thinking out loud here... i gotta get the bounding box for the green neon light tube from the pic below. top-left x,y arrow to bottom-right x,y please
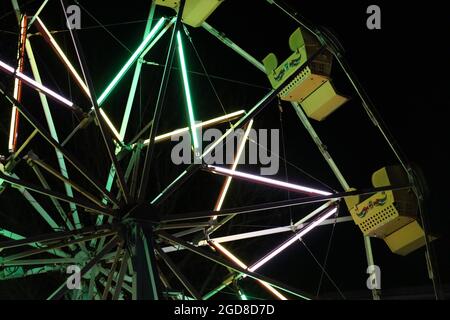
239,290 -> 248,300
97,17 -> 166,106
177,31 -> 200,151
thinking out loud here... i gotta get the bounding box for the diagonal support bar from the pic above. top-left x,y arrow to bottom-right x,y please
0,85 -> 119,207
160,185 -> 411,223
47,236 -> 120,300
148,46 -> 326,207
0,171 -> 114,216
157,231 -> 312,300
137,0 -> 186,202
8,14 -> 27,153
59,0 -> 130,205
155,245 -> 202,300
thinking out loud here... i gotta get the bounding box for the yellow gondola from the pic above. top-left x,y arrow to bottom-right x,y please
263,27 -> 348,121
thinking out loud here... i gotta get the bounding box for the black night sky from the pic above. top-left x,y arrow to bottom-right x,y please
0,0 -> 449,300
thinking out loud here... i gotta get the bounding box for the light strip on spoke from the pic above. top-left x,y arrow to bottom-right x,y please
212,241 -> 287,300
0,59 -> 74,108
97,17 -> 166,106
208,165 -> 332,196
33,17 -> 123,141
177,31 -> 200,151
213,119 -> 254,217
35,17 -> 90,97
8,15 -> 27,152
238,289 -> 248,300
141,110 -> 245,145
248,207 -> 338,272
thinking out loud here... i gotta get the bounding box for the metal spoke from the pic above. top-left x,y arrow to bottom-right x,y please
160,185 -> 410,223
155,245 -> 202,300
137,0 -> 186,201
0,0 -> 431,301
0,85 -> 119,207
157,231 -> 312,300
0,172 -> 114,216
47,236 -> 120,300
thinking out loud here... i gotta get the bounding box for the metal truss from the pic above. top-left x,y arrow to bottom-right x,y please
0,0 -> 437,300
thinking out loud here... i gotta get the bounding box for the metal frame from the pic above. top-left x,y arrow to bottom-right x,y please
161,216 -> 352,253
0,0 -> 430,301
138,0 -> 186,201
200,19 -> 384,299
262,0 -> 441,298
11,0 -> 83,230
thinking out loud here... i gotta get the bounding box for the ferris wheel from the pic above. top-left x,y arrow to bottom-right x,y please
0,0 -> 440,300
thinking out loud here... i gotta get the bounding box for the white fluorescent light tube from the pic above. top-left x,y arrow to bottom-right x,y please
202,125 -> 235,158
99,109 -> 121,141
193,202 -> 339,246
35,17 -> 90,97
213,242 -> 248,270
259,281 -> 288,300
212,241 -> 288,300
213,119 -> 254,219
142,110 -> 245,145
0,59 -> 74,108
97,17 -> 166,106
201,90 -> 274,158
248,207 -> 338,272
208,165 -> 332,196
33,18 -> 122,141
293,201 -> 335,228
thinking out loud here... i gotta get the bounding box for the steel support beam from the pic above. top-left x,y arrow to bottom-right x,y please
138,0 -> 186,201
161,185 -> 410,223
131,223 -> 161,300
0,258 -> 78,267
102,242 -> 124,299
27,0 -> 50,27
2,232 -> 115,264
26,158 -> 76,249
119,1 -> 157,142
60,0 -> 130,205
5,172 -> 61,231
155,245 -> 202,300
0,265 -> 61,280
48,236 -> 120,300
0,85 -> 119,208
201,22 -> 266,72
157,232 -> 312,300
112,250 -> 131,300
11,0 -> 82,228
0,171 -> 114,216
0,227 -> 69,258
26,151 -> 105,208
162,216 -> 352,253
150,46 -> 326,208
150,165 -> 201,207
0,223 -> 116,250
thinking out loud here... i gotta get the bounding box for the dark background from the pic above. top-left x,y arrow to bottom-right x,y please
0,0 -> 449,299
